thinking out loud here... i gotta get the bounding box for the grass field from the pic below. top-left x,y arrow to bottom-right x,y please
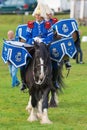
0,14 -> 87,130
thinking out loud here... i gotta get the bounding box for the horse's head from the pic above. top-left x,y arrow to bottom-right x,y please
33,42 -> 51,85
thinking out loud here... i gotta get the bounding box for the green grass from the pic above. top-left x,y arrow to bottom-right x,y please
0,14 -> 87,130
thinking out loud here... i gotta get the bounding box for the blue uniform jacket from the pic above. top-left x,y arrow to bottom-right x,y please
26,20 -> 53,45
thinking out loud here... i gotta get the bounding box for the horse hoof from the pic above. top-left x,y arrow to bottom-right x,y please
26,106 -> 32,113
27,116 -> 38,122
48,102 -> 58,108
40,119 -> 52,124
37,112 -> 42,120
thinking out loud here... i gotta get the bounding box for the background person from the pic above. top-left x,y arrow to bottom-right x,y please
74,31 -> 84,64
7,30 -> 20,87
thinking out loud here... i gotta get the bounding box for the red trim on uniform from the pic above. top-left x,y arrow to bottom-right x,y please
27,21 -> 34,28
45,21 -> 51,29
52,18 -> 58,24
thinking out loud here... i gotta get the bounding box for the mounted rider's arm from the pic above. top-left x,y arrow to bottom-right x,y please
52,18 -> 58,24
26,21 -> 35,45
42,21 -> 54,44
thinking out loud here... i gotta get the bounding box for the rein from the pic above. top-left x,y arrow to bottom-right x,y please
34,64 -> 47,70
30,42 -> 50,86
33,63 -> 48,85
33,73 -> 46,85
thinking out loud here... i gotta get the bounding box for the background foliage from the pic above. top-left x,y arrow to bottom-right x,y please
0,14 -> 87,130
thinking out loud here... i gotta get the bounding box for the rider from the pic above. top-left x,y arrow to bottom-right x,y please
45,4 -> 58,25
15,4 -> 53,91
44,5 -> 71,70
26,3 -> 60,89
16,3 -> 59,91
44,4 -> 60,88
26,4 -> 53,45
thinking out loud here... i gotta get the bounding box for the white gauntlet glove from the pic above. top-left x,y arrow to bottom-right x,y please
33,37 -> 43,43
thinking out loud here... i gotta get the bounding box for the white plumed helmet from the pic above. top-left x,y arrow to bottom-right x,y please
32,0 -> 53,19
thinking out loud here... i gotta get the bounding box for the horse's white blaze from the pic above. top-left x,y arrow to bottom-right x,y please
40,58 -> 44,79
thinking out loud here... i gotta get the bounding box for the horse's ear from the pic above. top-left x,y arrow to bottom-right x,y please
46,43 -> 51,49
46,43 -> 51,50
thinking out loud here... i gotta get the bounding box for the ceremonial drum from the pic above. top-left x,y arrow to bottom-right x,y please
2,40 -> 32,68
50,18 -> 78,62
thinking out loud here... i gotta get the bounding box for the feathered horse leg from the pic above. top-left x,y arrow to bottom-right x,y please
27,94 -> 38,122
40,87 -> 52,124
49,89 -> 59,107
49,62 -> 64,107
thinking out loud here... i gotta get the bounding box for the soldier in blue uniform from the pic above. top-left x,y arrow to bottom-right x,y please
15,5 -> 54,91
44,5 -> 71,70
44,4 -> 58,25
26,4 -> 60,89
26,4 -> 53,45
16,3 -> 59,91
44,5 -> 60,88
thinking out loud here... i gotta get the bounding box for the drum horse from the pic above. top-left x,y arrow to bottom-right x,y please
2,19 -> 78,124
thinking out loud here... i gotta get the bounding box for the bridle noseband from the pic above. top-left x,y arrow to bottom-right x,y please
32,50 -> 49,85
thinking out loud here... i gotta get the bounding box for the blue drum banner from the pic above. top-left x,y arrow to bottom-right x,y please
52,19 -> 78,37
50,37 -> 77,62
2,41 -> 32,68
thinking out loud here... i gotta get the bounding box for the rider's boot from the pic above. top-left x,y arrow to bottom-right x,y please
20,67 -> 26,91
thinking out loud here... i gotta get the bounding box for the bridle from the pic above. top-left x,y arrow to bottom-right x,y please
32,51 -> 49,85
